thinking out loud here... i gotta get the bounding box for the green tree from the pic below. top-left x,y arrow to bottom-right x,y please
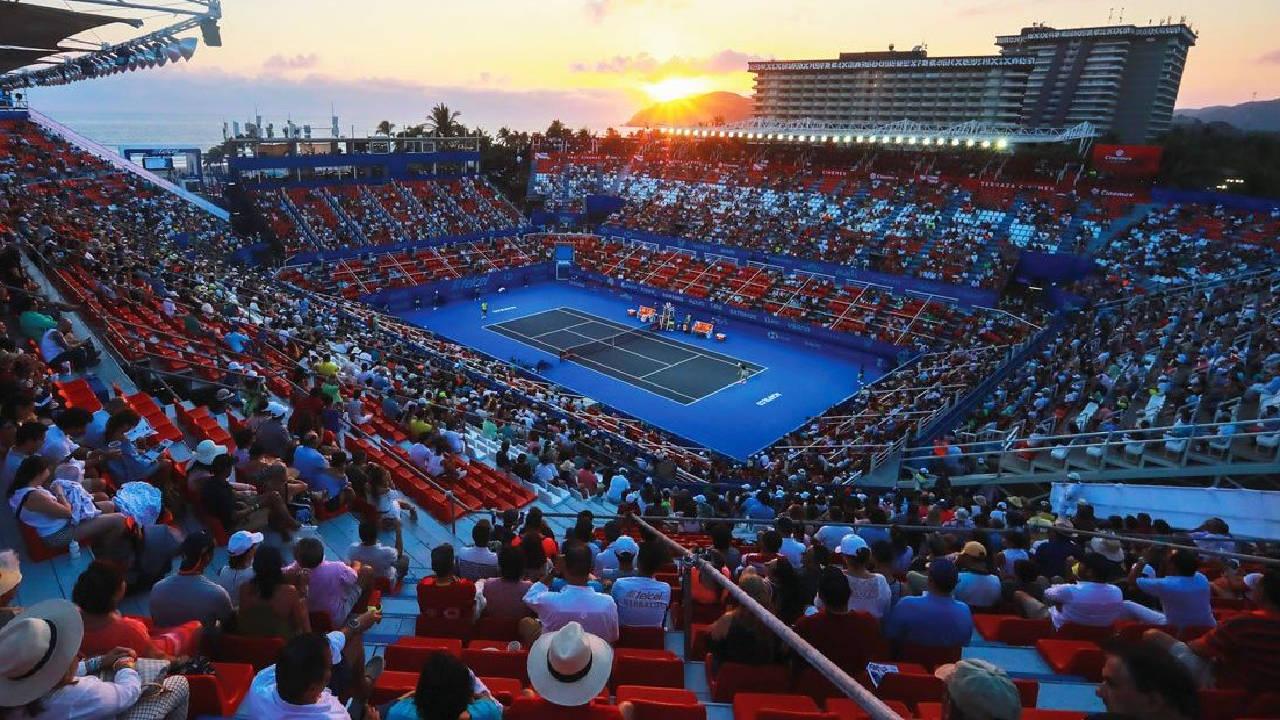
545,119 -> 571,141
427,103 -> 461,137
375,120 -> 395,136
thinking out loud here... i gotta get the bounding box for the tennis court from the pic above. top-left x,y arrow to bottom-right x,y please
487,307 -> 764,404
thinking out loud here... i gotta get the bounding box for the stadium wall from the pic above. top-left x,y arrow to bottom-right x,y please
598,226 -> 1000,307
358,262 -> 556,310
1151,187 -> 1280,212
1051,482 -> 1280,539
565,268 -> 907,360
229,149 -> 481,181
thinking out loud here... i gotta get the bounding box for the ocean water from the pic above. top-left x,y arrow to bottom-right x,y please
44,111 -> 229,151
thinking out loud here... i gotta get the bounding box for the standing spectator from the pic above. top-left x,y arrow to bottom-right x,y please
611,542 -> 670,628
884,559 -> 973,650
150,530 -> 235,630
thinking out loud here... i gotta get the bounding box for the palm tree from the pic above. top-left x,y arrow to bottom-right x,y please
375,120 -> 395,136
545,119 -> 570,141
427,103 -> 461,137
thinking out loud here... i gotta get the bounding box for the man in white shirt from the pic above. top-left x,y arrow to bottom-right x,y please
1131,548 -> 1216,629
593,522 -> 624,577
1017,553 -> 1129,629
521,542 -> 619,644
776,517 -> 807,567
813,508 -> 856,552
611,542 -> 671,627
457,520 -> 500,580
237,632 -> 367,720
407,435 -> 435,470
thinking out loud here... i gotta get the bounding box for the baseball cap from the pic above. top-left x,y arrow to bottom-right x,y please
961,541 -> 987,559
928,557 -> 959,587
179,530 -> 215,566
836,533 -> 868,556
227,530 -> 264,557
934,659 -> 1021,720
611,536 -> 639,557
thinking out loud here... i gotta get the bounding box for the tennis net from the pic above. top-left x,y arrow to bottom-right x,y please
563,324 -> 655,359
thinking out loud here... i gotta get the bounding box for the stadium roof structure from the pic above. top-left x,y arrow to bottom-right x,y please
656,118 -> 1101,149
0,0 -> 221,91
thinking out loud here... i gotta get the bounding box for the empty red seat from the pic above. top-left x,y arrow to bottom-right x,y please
617,625 -> 666,650
733,693 -> 820,720
612,649 -> 683,689
973,615 -> 1054,646
616,686 -> 705,720
824,698 -> 912,720
916,704 -> 1085,720
708,657 -> 790,703
386,637 -> 465,671
187,662 -> 254,718
462,647 -> 529,684
874,672 -> 944,711
507,696 -> 621,720
215,634 -> 284,671
1036,639 -> 1106,681
893,643 -> 962,670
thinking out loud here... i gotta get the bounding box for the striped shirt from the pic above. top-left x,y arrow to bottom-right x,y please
1197,609 -> 1280,691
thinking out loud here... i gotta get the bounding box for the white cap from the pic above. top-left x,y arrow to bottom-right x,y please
611,536 -> 639,557
836,533 -> 868,556
227,530 -> 264,556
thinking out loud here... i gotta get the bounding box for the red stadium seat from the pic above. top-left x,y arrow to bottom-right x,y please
707,656 -> 790,703
733,693 -> 820,720
186,662 -> 254,719
215,634 -> 284,671
972,615 -> 1054,646
893,643 -> 962,670
915,704 -> 1085,720
462,647 -> 530,684
385,637 -> 465,671
1035,640 -> 1106,681
611,649 -> 683,689
616,686 -> 705,720
825,698 -> 913,720
617,625 -> 666,650
507,696 -> 622,720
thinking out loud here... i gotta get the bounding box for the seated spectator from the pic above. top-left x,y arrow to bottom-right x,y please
293,432 -> 352,509
884,558 -> 973,650
457,520 -> 499,580
200,452 -> 300,541
1,422 -> 46,490
0,551 -> 19,628
293,536 -> 373,627
7,456 -> 129,551
828,534 -> 892,619
522,621 -> 614,709
1001,559 -> 1048,613
1017,552 -> 1133,629
521,542 -> 618,645
1130,547 -> 1215,630
741,530 -> 783,575
1092,639 -> 1200,720
386,650 -> 502,720
477,546 -> 533,621
349,519 -> 409,584
1033,519 -> 1080,579
237,544 -> 309,639
0,599 -> 191,720
236,628 -> 381,720
217,530 -> 263,608
707,574 -> 784,670
38,318 -> 100,371
794,566 -> 883,678
611,541 -> 670,628
419,544 -> 485,631
102,409 -> 174,495
1145,568 -> 1280,691
149,530 -> 234,630
934,659 -> 1022,720
598,536 -> 637,584
74,560 -> 201,658
954,541 -> 1002,609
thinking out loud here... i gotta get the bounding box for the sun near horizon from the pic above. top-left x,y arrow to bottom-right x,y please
642,76 -> 716,103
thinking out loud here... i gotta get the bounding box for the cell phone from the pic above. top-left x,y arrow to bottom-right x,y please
367,605 -> 378,613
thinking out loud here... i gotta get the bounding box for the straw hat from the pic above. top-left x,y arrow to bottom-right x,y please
0,551 -> 20,597
0,600 -> 85,707
526,622 -> 613,706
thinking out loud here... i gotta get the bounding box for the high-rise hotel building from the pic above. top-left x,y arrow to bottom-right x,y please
748,23 -> 1196,143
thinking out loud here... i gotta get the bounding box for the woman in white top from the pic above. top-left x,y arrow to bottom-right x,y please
822,534 -> 893,619
5,456 -> 128,550
995,532 -> 1031,578
0,599 -> 190,720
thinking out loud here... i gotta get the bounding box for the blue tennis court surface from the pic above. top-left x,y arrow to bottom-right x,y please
396,282 -> 879,460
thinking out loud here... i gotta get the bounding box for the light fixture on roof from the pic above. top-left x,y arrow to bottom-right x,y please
178,37 -> 198,61
995,138 -> 1009,150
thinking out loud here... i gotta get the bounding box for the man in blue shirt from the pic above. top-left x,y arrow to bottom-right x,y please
884,558 -> 973,650
292,432 -> 346,509
224,325 -> 251,353
742,491 -> 776,520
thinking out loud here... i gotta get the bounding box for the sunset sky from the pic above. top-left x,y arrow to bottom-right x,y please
26,0 -> 1280,136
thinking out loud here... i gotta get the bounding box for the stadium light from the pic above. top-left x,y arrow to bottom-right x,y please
907,136 -> 917,145
178,37 -> 198,61
965,138 -> 975,147
995,137 -> 1009,150
980,140 -> 991,149
950,138 -> 959,146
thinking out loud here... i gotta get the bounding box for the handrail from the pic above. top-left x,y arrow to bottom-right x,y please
629,514 -> 906,720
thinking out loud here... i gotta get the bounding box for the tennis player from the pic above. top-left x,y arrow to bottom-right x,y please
737,362 -> 751,383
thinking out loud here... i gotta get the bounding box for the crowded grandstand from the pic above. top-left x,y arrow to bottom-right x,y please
2,6 -> 1280,720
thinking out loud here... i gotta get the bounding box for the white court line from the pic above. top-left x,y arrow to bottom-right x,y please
558,306 -> 761,373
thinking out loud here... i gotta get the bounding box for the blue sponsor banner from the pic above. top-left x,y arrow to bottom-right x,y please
358,262 -> 557,311
599,226 -> 999,307
565,269 -> 905,360
1150,187 -> 1280,213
